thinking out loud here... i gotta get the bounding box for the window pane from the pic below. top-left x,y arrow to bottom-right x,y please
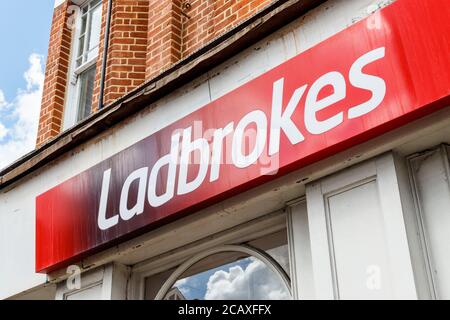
247,230 -> 290,276
144,229 -> 291,300
77,66 -> 96,121
77,35 -> 85,66
76,1 -> 102,69
166,248 -> 291,300
90,0 -> 101,8
159,230 -> 290,301
80,15 -> 87,35
267,245 -> 290,275
87,47 -> 99,62
88,5 -> 102,54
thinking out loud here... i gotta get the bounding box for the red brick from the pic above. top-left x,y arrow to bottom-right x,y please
37,0 -> 275,146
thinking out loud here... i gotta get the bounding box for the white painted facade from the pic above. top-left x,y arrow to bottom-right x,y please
2,0 -> 450,300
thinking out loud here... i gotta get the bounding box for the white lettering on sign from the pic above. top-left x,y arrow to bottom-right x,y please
97,47 -> 386,230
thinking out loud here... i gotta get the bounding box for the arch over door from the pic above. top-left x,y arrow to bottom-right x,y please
155,245 -> 292,300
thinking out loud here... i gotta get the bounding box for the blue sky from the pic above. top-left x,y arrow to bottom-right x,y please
0,1 -> 53,102
174,246 -> 291,300
0,0 -> 54,169
177,258 -> 253,300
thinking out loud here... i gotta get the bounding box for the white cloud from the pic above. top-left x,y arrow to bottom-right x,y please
0,123 -> 7,140
204,257 -> 291,300
0,53 -> 44,170
0,90 -> 7,109
174,278 -> 191,296
176,278 -> 188,286
24,54 -> 45,91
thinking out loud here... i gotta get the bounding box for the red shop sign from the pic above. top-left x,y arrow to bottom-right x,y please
36,0 -> 450,273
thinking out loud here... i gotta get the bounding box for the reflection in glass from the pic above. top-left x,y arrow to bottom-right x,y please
164,246 -> 291,300
76,0 -> 102,68
144,230 -> 291,300
87,5 -> 102,59
77,66 -> 96,121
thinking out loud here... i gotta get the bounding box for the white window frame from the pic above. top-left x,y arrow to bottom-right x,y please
63,0 -> 102,130
154,244 -> 291,300
127,210 -> 293,300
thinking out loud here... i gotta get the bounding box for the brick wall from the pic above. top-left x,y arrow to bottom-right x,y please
146,0 -> 182,79
181,0 -> 272,57
92,0 -> 150,108
37,0 -> 275,146
36,1 -> 72,146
